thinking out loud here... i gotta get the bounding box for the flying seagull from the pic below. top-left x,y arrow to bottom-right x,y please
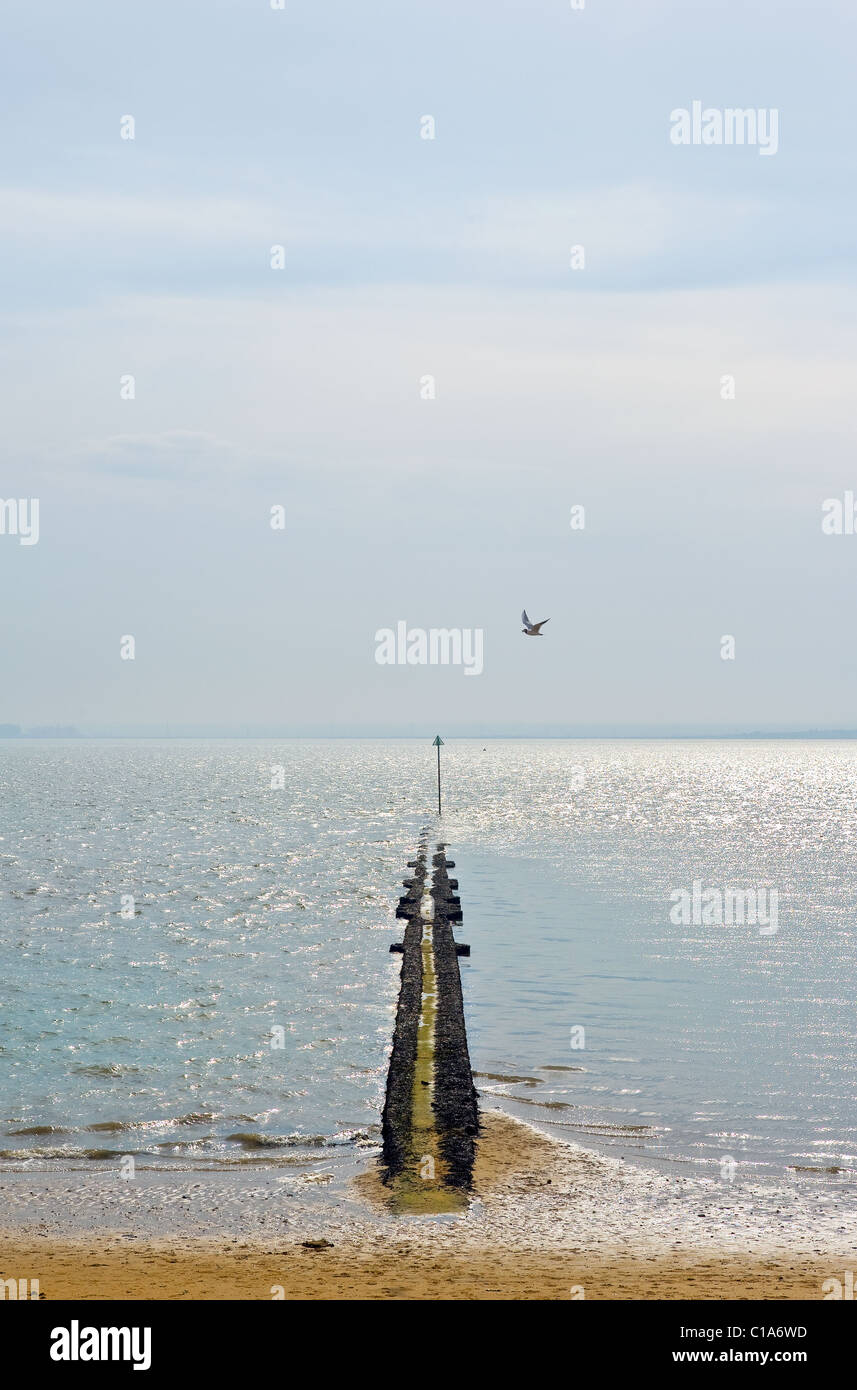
521,609 -> 550,636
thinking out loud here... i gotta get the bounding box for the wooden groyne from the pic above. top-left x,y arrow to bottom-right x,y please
381,832 -> 478,1209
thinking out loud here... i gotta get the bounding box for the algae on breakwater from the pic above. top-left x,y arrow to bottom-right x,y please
381,837 -> 477,1212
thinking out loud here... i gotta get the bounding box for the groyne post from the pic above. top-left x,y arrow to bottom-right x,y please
433,735 -> 444,815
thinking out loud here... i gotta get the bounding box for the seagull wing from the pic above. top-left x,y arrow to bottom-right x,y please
532,618 -> 550,633
521,610 -> 531,627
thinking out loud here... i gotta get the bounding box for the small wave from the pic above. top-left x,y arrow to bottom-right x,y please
473,1072 -> 542,1087
6,1125 -> 70,1137
84,1112 -> 227,1132
71,1064 -> 141,1078
153,1139 -> 216,1150
7,1112 -> 265,1143
484,1092 -> 573,1111
166,1111 -> 226,1126
0,1146 -> 146,1162
226,1132 -> 327,1149
225,1129 -> 370,1149
791,1164 -> 850,1175
572,1122 -> 652,1134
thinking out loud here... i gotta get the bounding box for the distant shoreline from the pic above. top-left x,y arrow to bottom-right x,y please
5,731 -> 857,741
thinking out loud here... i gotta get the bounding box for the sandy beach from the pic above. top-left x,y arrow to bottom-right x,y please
0,1240 -> 841,1301
2,1112 -> 853,1300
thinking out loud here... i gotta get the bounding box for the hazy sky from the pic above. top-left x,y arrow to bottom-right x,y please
2,0 -> 857,731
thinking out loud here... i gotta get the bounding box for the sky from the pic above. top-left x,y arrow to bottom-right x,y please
2,0 -> 857,733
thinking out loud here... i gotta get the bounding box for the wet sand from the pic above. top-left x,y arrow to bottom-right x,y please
1,1112 -> 854,1300
0,1238 -> 840,1300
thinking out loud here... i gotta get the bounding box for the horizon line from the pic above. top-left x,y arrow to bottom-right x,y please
4,725 -> 857,741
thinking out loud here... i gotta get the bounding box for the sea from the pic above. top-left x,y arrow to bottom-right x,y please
2,738 -> 856,1195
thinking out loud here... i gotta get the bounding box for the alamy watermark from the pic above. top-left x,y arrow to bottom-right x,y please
822,1271 -> 856,1299
822,493 -> 857,534
50,1322 -> 151,1370
1,1276 -> 40,1299
0,498 -> 39,545
375,622 -> 483,676
669,881 -> 779,935
670,102 -> 779,156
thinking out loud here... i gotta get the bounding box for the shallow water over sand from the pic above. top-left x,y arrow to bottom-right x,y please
2,738 -> 856,1199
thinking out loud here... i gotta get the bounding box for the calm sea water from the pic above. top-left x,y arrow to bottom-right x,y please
2,739 -> 856,1190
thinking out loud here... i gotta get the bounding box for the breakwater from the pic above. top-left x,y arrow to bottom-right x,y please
381,832 -> 478,1208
